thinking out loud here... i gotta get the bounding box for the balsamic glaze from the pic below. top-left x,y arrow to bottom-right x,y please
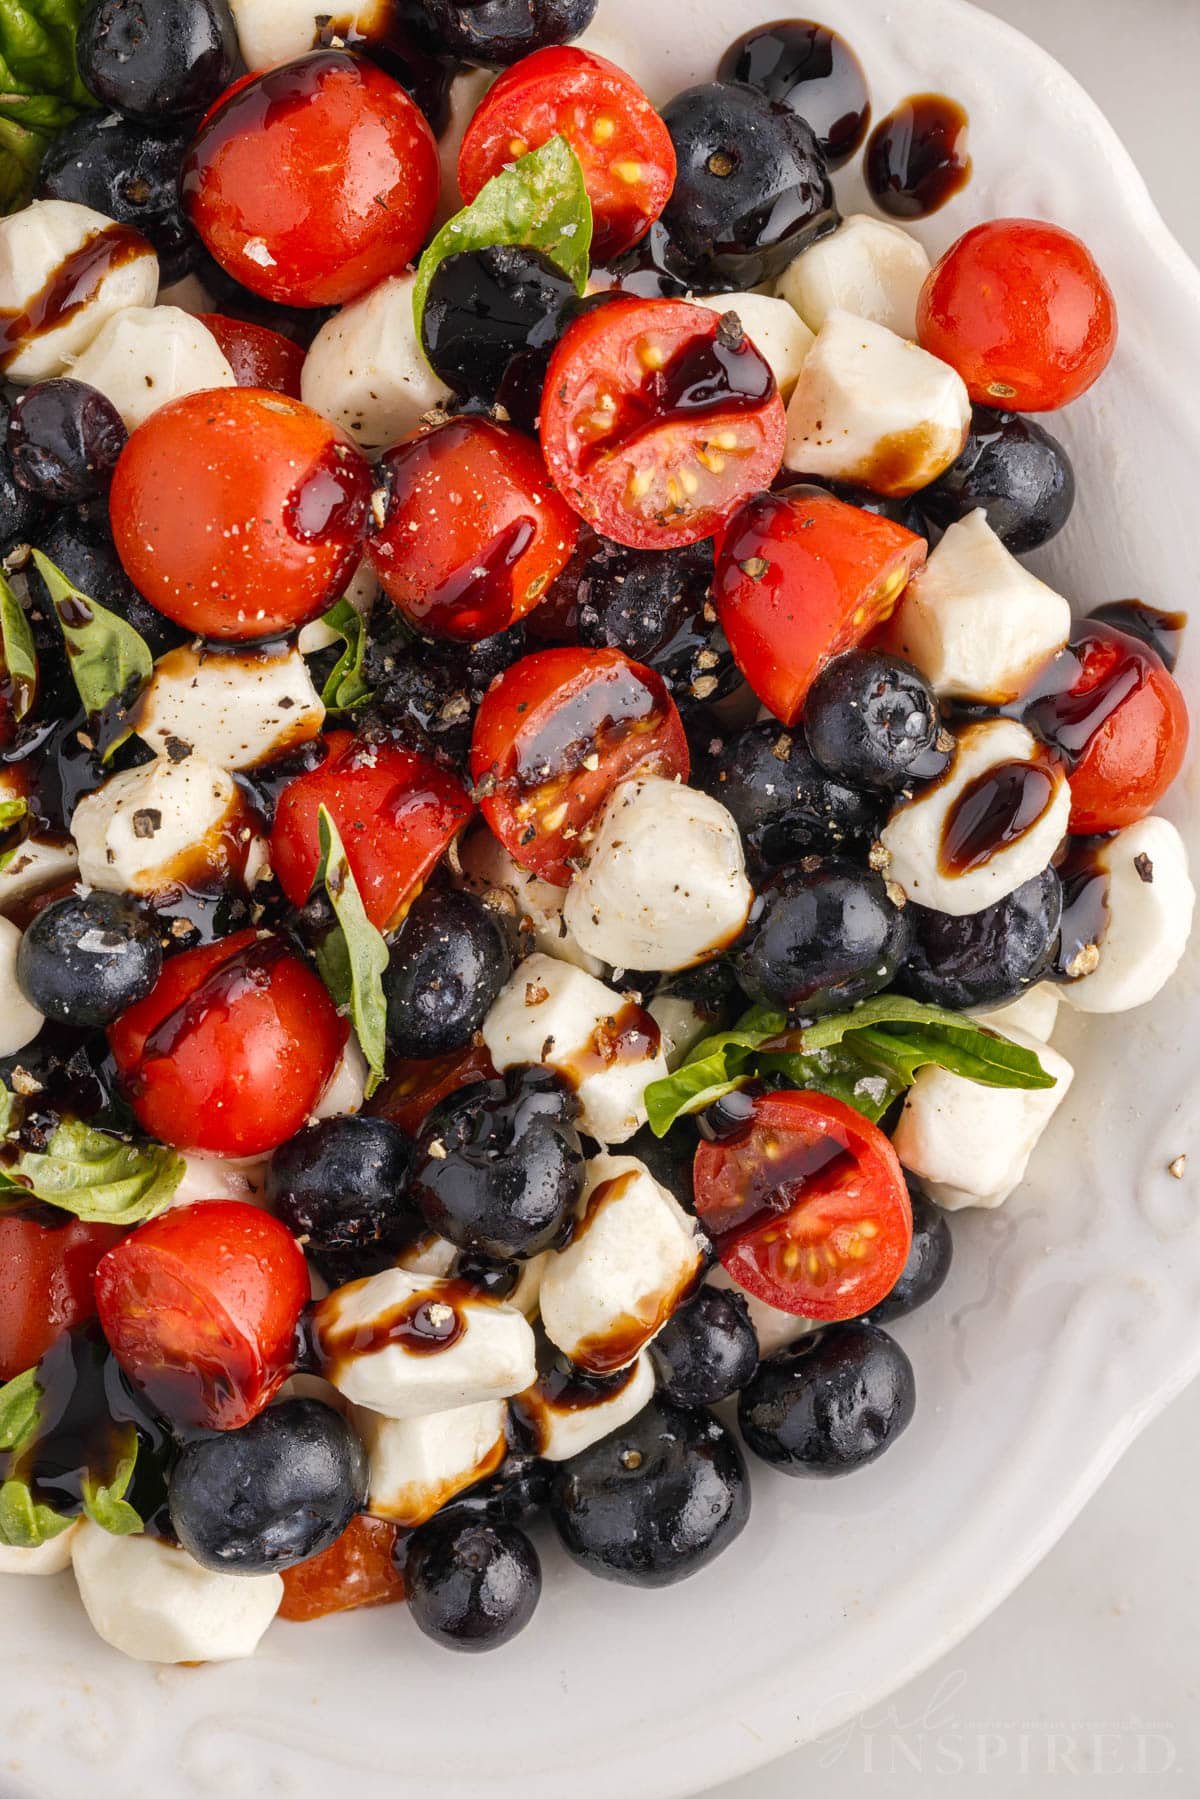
939,759 -> 1057,876
513,663 -> 665,791
1087,602 -> 1187,675
138,934 -> 288,1065
1053,839 -> 1111,982
558,1004 -> 662,1091
316,1279 -> 483,1376
0,224 -> 147,375
651,318 -> 776,419
865,93 -> 971,219
1022,622 -> 1151,766
717,19 -> 871,168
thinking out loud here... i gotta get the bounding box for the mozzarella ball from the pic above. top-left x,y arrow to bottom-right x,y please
297,558 -> 379,654
71,755 -> 244,895
563,776 -> 754,972
892,1025 -> 1074,1210
352,1398 -> 508,1526
705,1265 -> 819,1358
313,1037 -> 369,1120
0,1520 -> 80,1576
436,68 -> 495,224
0,915 -> 45,1055
783,309 -> 970,495
539,1153 -> 706,1373
134,643 -> 324,770
513,1348 -> 655,1460
228,0 -> 390,66
457,824 -> 604,976
880,718 -> 1070,917
481,953 -> 669,1144
69,307 -> 235,430
301,273 -> 450,453
974,983 -> 1060,1043
170,1151 -> 268,1208
694,292 -> 814,399
71,1524 -> 282,1663
883,510 -> 1071,704
156,273 -> 214,314
776,213 -> 932,340
1058,817 -> 1195,1014
0,201 -> 157,383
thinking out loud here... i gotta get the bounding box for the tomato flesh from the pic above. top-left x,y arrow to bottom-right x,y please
368,1041 -> 497,1136
0,1210 -> 126,1382
693,1092 -> 912,1320
198,313 -> 305,397
540,297 -> 787,552
279,1513 -> 406,1621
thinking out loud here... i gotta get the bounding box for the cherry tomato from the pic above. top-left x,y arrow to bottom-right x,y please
108,930 -> 347,1156
279,1513 -> 406,1621
693,1091 -> 912,1320
109,388 -> 372,639
917,218 -> 1118,412
270,731 -> 474,930
540,296 -> 787,552
368,1040 -> 497,1136
1024,622 -> 1189,833
94,1200 -> 309,1430
368,418 -> 580,642
182,51 -> 439,308
470,646 -> 689,884
0,1209 -> 126,1382
198,313 -> 305,397
458,48 -> 676,261
714,485 -> 927,725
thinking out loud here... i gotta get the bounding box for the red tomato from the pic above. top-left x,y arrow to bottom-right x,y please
182,51 -> 439,308
1024,622 -> 1189,833
540,297 -> 787,551
368,418 -> 580,642
198,313 -> 305,397
109,388 -> 372,639
917,218 -> 1118,412
94,1201 -> 309,1430
693,1092 -> 912,1321
0,1210 -> 126,1382
458,48 -> 676,260
279,1513 -> 406,1621
470,646 -> 689,884
714,485 -> 927,725
368,1041 -> 497,1136
108,930 -> 347,1156
270,731 -> 474,930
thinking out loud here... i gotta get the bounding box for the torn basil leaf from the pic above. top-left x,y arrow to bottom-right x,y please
313,804 -> 388,1097
0,572 -> 38,722
31,550 -> 153,758
0,1112 -> 185,1225
315,596 -> 372,712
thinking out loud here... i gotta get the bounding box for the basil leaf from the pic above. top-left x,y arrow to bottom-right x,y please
413,135 -> 592,346
0,1366 -> 41,1456
0,572 -> 37,722
0,0 -> 96,213
0,1478 -> 74,1548
313,805 -> 388,1097
31,551 -> 152,757
0,794 -> 27,831
316,596 -> 373,712
81,1424 -> 143,1536
0,1368 -> 74,1548
0,1117 -> 185,1224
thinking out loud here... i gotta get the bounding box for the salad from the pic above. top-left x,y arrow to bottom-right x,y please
0,0 -> 1193,1665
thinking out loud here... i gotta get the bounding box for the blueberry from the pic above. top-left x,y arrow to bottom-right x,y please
917,407 -> 1075,554
734,858 -> 911,1020
434,1451 -> 551,1528
575,536 -> 739,708
362,613 -> 527,768
867,1184 -> 953,1325
38,113 -> 197,285
808,478 -> 927,537
549,1392 -> 749,1586
168,1400 -> 368,1573
384,887 -> 512,1059
77,0 -> 238,120
897,868 -> 1063,1010
405,1516 -> 541,1651
412,1066 -> 584,1260
7,380 -> 127,506
409,0 -> 597,67
0,399 -> 45,552
623,1118 -> 698,1213
649,1285 -> 758,1406
31,509 -> 186,660
738,1322 -> 915,1475
699,721 -> 883,877
265,1115 -> 422,1284
802,651 -> 948,793
658,82 -> 838,291
421,246 -> 574,405
16,891 -> 161,1028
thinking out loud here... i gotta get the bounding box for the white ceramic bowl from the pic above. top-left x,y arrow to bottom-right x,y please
6,4 -> 1200,1796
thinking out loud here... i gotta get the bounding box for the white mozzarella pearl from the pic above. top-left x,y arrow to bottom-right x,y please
705,1265 -> 819,1359
0,916 -> 45,1055
0,1519 -> 80,1576
69,307 -> 235,430
228,0 -> 391,66
435,68 -> 494,224
71,756 -> 243,896
352,1399 -> 508,1526
513,1348 -> 655,1460
1058,817 -> 1195,1014
301,273 -> 450,454
133,642 -> 324,770
71,1524 -> 282,1663
312,1037 -> 369,1120
0,832 -> 79,911
776,213 -> 932,340
457,824 -> 605,976
169,1151 -> 268,1208
0,201 -> 158,384
694,293 -> 815,399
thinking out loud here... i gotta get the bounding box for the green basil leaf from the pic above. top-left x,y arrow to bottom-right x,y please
0,0 -> 96,213
0,1117 -> 185,1224
313,804 -> 389,1097
315,596 -> 373,712
0,572 -> 37,722
413,135 -> 592,346
31,551 -> 152,757
0,1366 -> 41,1455
0,1478 -> 73,1548
754,1048 -> 908,1124
0,794 -> 27,831
81,1424 -> 143,1537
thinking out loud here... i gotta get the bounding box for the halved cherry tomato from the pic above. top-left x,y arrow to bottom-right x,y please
0,1209 -> 126,1382
109,388 -> 372,639
94,1200 -> 309,1430
470,646 -> 689,883
368,418 -> 580,642
279,1513 -> 406,1622
458,47 -> 676,260
1023,621 -> 1189,833
693,1091 -> 912,1320
714,485 -> 927,725
270,731 -> 474,930
368,1040 -> 497,1136
540,297 -> 787,551
182,51 -> 439,308
108,930 -> 347,1156
198,313 -> 305,397
917,218 -> 1118,412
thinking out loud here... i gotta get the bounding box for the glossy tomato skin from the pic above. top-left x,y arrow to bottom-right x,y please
540,296 -> 787,552
368,418 -> 580,642
270,731 -> 474,930
693,1091 -> 912,1321
367,1041 -> 498,1137
917,218 -> 1118,412
279,1512 -> 406,1621
458,48 -> 676,261
108,930 -> 347,1156
182,51 -> 439,308
198,313 -> 305,397
109,389 -> 372,639
0,1210 -> 126,1382
470,646 -> 689,884
714,486 -> 927,725
94,1200 -> 309,1431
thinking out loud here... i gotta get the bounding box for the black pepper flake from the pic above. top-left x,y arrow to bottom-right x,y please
164,735 -> 193,762
1134,852 -> 1154,884
132,808 -> 162,839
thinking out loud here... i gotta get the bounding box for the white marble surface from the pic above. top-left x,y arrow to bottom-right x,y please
720,4 -> 1200,1793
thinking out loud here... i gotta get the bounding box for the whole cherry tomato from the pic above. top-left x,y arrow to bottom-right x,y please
279,1513 -> 406,1621
0,1208 -> 126,1382
198,313 -> 305,397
